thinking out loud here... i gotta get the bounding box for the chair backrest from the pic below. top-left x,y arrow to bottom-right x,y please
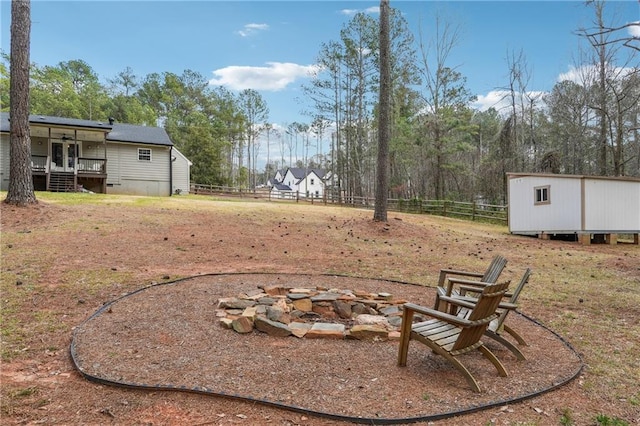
482,255 -> 508,283
452,280 -> 510,351
507,268 -> 532,304
490,268 -> 532,332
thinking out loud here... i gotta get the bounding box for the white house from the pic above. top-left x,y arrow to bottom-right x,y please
0,113 -> 191,196
276,167 -> 326,198
507,172 -> 640,244
270,182 -> 294,199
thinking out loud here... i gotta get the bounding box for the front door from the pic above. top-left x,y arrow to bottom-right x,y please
51,141 -> 79,172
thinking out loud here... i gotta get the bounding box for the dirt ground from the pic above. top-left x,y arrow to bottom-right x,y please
1,194 -> 639,426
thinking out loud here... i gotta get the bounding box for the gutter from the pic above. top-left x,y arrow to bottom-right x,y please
169,146 -> 173,196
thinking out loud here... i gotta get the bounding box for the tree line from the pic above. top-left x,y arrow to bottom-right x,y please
2,0 -> 638,204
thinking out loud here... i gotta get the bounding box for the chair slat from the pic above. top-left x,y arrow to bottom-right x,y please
398,279 -> 510,392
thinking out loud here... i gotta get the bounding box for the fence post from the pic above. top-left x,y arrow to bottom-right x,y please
472,201 -> 477,221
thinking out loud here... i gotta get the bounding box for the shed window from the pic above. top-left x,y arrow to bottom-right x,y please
138,148 -> 152,161
534,185 -> 550,205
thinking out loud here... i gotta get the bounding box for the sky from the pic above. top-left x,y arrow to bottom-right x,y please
1,0 -> 639,170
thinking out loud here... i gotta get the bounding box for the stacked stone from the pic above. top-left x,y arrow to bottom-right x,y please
216,285 -> 408,341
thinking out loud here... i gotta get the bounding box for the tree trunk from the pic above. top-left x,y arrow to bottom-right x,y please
5,0 -> 37,206
374,0 -> 390,222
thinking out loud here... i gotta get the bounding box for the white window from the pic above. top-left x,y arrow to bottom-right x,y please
138,148 -> 152,161
534,185 -> 550,205
310,178 -> 315,185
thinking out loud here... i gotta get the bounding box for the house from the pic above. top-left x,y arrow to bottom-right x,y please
270,182 -> 294,199
277,167 -> 326,198
507,172 -> 640,245
170,147 -> 192,195
0,113 -> 191,196
270,169 -> 285,187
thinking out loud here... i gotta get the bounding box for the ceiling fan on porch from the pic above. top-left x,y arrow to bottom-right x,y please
60,134 -> 73,141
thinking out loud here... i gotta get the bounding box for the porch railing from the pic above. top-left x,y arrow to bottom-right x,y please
77,157 -> 106,174
31,155 -> 48,172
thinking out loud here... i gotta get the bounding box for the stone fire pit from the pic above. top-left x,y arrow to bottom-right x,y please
216,284 -> 410,340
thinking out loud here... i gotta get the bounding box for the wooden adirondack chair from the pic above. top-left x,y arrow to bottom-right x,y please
397,280 -> 511,393
437,268 -> 532,361
434,254 -> 508,311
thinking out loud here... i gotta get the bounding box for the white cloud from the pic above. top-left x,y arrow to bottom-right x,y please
472,91 -> 511,112
209,62 -> 320,91
236,23 -> 269,38
629,21 -> 640,38
557,65 -> 585,84
340,6 -> 379,16
558,63 -> 636,87
472,90 -> 546,113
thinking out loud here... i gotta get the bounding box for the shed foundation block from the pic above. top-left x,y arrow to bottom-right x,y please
579,234 -> 591,245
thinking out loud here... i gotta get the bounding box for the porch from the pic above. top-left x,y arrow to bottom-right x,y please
31,155 -> 107,193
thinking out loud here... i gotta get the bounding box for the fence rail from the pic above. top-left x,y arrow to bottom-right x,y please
190,184 -> 508,224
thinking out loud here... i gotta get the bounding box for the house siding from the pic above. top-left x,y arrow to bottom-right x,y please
106,142 -> 170,196
280,168 -> 325,198
31,137 -> 49,157
171,147 -> 191,195
297,172 -> 324,198
0,135 -> 10,191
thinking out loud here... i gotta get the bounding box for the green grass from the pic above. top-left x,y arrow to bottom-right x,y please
595,414 -> 629,426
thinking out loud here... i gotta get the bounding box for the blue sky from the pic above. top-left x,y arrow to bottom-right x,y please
2,1 -> 639,169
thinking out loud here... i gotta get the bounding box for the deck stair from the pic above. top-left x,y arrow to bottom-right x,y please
48,172 -> 75,192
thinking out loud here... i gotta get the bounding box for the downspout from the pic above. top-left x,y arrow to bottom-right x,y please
169,146 -> 173,196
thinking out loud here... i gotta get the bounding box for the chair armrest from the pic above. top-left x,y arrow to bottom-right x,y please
437,295 -> 478,310
447,277 -> 492,287
404,302 -> 475,327
442,294 -> 519,311
443,278 -> 495,297
458,284 -> 484,295
437,269 -> 483,287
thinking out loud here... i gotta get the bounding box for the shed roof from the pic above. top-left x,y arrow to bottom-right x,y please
507,172 -> 640,183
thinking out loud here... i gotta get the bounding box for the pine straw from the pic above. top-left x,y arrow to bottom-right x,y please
72,273 -> 581,422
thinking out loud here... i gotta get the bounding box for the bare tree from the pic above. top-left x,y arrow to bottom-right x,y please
579,0 -> 639,175
374,0 -> 390,222
4,0 -> 36,206
579,1 -> 640,53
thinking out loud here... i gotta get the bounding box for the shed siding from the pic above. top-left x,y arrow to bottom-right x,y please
106,143 -> 170,196
583,179 -> 640,231
509,176 -> 582,233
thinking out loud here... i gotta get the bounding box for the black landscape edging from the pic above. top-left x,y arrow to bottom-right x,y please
69,272 -> 584,425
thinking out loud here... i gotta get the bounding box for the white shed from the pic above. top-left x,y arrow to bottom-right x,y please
507,173 -> 640,245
